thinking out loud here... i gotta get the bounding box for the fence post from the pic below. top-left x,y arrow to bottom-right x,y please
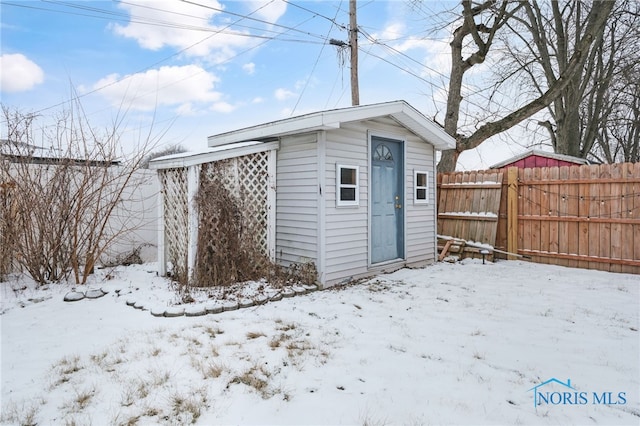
187,164 -> 200,282
507,167 -> 518,260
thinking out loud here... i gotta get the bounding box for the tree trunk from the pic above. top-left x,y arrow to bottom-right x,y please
437,149 -> 461,173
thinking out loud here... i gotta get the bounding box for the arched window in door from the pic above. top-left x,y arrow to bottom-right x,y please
373,144 -> 393,161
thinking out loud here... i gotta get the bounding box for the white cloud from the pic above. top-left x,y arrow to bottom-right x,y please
379,22 -> 409,44
375,22 -> 451,79
294,76 -> 318,91
92,65 -> 223,113
210,101 -> 235,113
274,88 -> 295,101
280,107 -> 293,117
0,53 -> 44,93
251,96 -> 265,104
175,102 -> 197,116
246,0 -> 287,23
242,62 -> 256,75
112,0 -> 254,62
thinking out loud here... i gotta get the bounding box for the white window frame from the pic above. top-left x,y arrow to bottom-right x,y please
414,170 -> 429,204
336,164 -> 359,207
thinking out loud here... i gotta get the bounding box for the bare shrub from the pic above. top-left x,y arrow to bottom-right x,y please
182,156 -> 318,291
0,181 -> 16,281
268,261 -> 318,287
1,103 -> 157,285
193,160 -> 270,287
102,244 -> 148,268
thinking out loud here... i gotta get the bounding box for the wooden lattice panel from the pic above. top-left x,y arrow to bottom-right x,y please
237,151 -> 270,254
200,152 -> 270,256
159,168 -> 188,279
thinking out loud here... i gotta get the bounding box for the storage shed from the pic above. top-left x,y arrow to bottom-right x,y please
150,100 -> 455,287
490,149 -> 590,169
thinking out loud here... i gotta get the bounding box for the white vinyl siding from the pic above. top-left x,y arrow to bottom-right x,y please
273,117 -> 437,286
322,119 -> 437,285
275,133 -> 319,266
405,137 -> 436,265
323,123 -> 369,285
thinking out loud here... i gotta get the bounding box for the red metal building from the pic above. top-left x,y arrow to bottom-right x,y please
490,149 -> 590,169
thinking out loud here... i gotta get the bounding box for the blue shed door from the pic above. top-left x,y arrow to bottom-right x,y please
371,137 -> 404,264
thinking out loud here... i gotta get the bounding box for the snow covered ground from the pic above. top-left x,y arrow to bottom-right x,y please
1,259 -> 638,425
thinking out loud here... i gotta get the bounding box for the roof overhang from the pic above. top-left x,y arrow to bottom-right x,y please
207,100 -> 455,151
148,141 -> 279,170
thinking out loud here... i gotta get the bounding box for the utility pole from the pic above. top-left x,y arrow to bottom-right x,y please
349,0 -> 359,105
329,0 -> 359,106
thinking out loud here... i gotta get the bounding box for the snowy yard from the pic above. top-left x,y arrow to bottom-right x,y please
1,259 -> 638,425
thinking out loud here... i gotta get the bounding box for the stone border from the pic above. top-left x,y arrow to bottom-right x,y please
134,284 -> 319,318
63,287 -> 109,302
62,283 -> 321,318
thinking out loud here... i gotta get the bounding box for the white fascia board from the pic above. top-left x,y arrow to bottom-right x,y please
310,100 -> 455,150
392,103 -> 456,150
149,141 -> 279,169
205,100 -> 455,151
205,101 -> 416,147
208,115 -> 340,147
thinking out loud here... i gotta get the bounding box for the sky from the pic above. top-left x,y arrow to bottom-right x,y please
0,0 -> 542,170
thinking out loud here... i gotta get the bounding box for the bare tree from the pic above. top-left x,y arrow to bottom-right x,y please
437,0 -> 614,172
591,62 -> 640,163
586,1 -> 640,163
1,103 -> 159,285
501,0 -> 638,161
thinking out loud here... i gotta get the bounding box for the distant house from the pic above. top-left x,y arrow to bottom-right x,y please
1,141 -> 156,267
150,100 -> 456,288
0,139 -> 120,166
490,149 -> 590,169
0,139 -> 41,155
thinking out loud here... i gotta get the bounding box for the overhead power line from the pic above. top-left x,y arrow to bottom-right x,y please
179,0 -> 330,41
290,0 -> 345,115
4,1 -> 329,43
3,0 -> 532,140
282,0 -> 347,30
2,0 -> 328,117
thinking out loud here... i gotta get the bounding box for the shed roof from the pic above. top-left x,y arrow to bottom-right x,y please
148,140 -> 279,170
490,149 -> 590,169
207,100 -> 456,150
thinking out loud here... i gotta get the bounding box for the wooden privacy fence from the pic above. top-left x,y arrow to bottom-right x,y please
437,162 -> 640,274
437,170 -> 504,259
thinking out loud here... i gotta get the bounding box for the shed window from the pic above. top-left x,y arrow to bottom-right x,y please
414,170 -> 429,204
336,164 -> 359,207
